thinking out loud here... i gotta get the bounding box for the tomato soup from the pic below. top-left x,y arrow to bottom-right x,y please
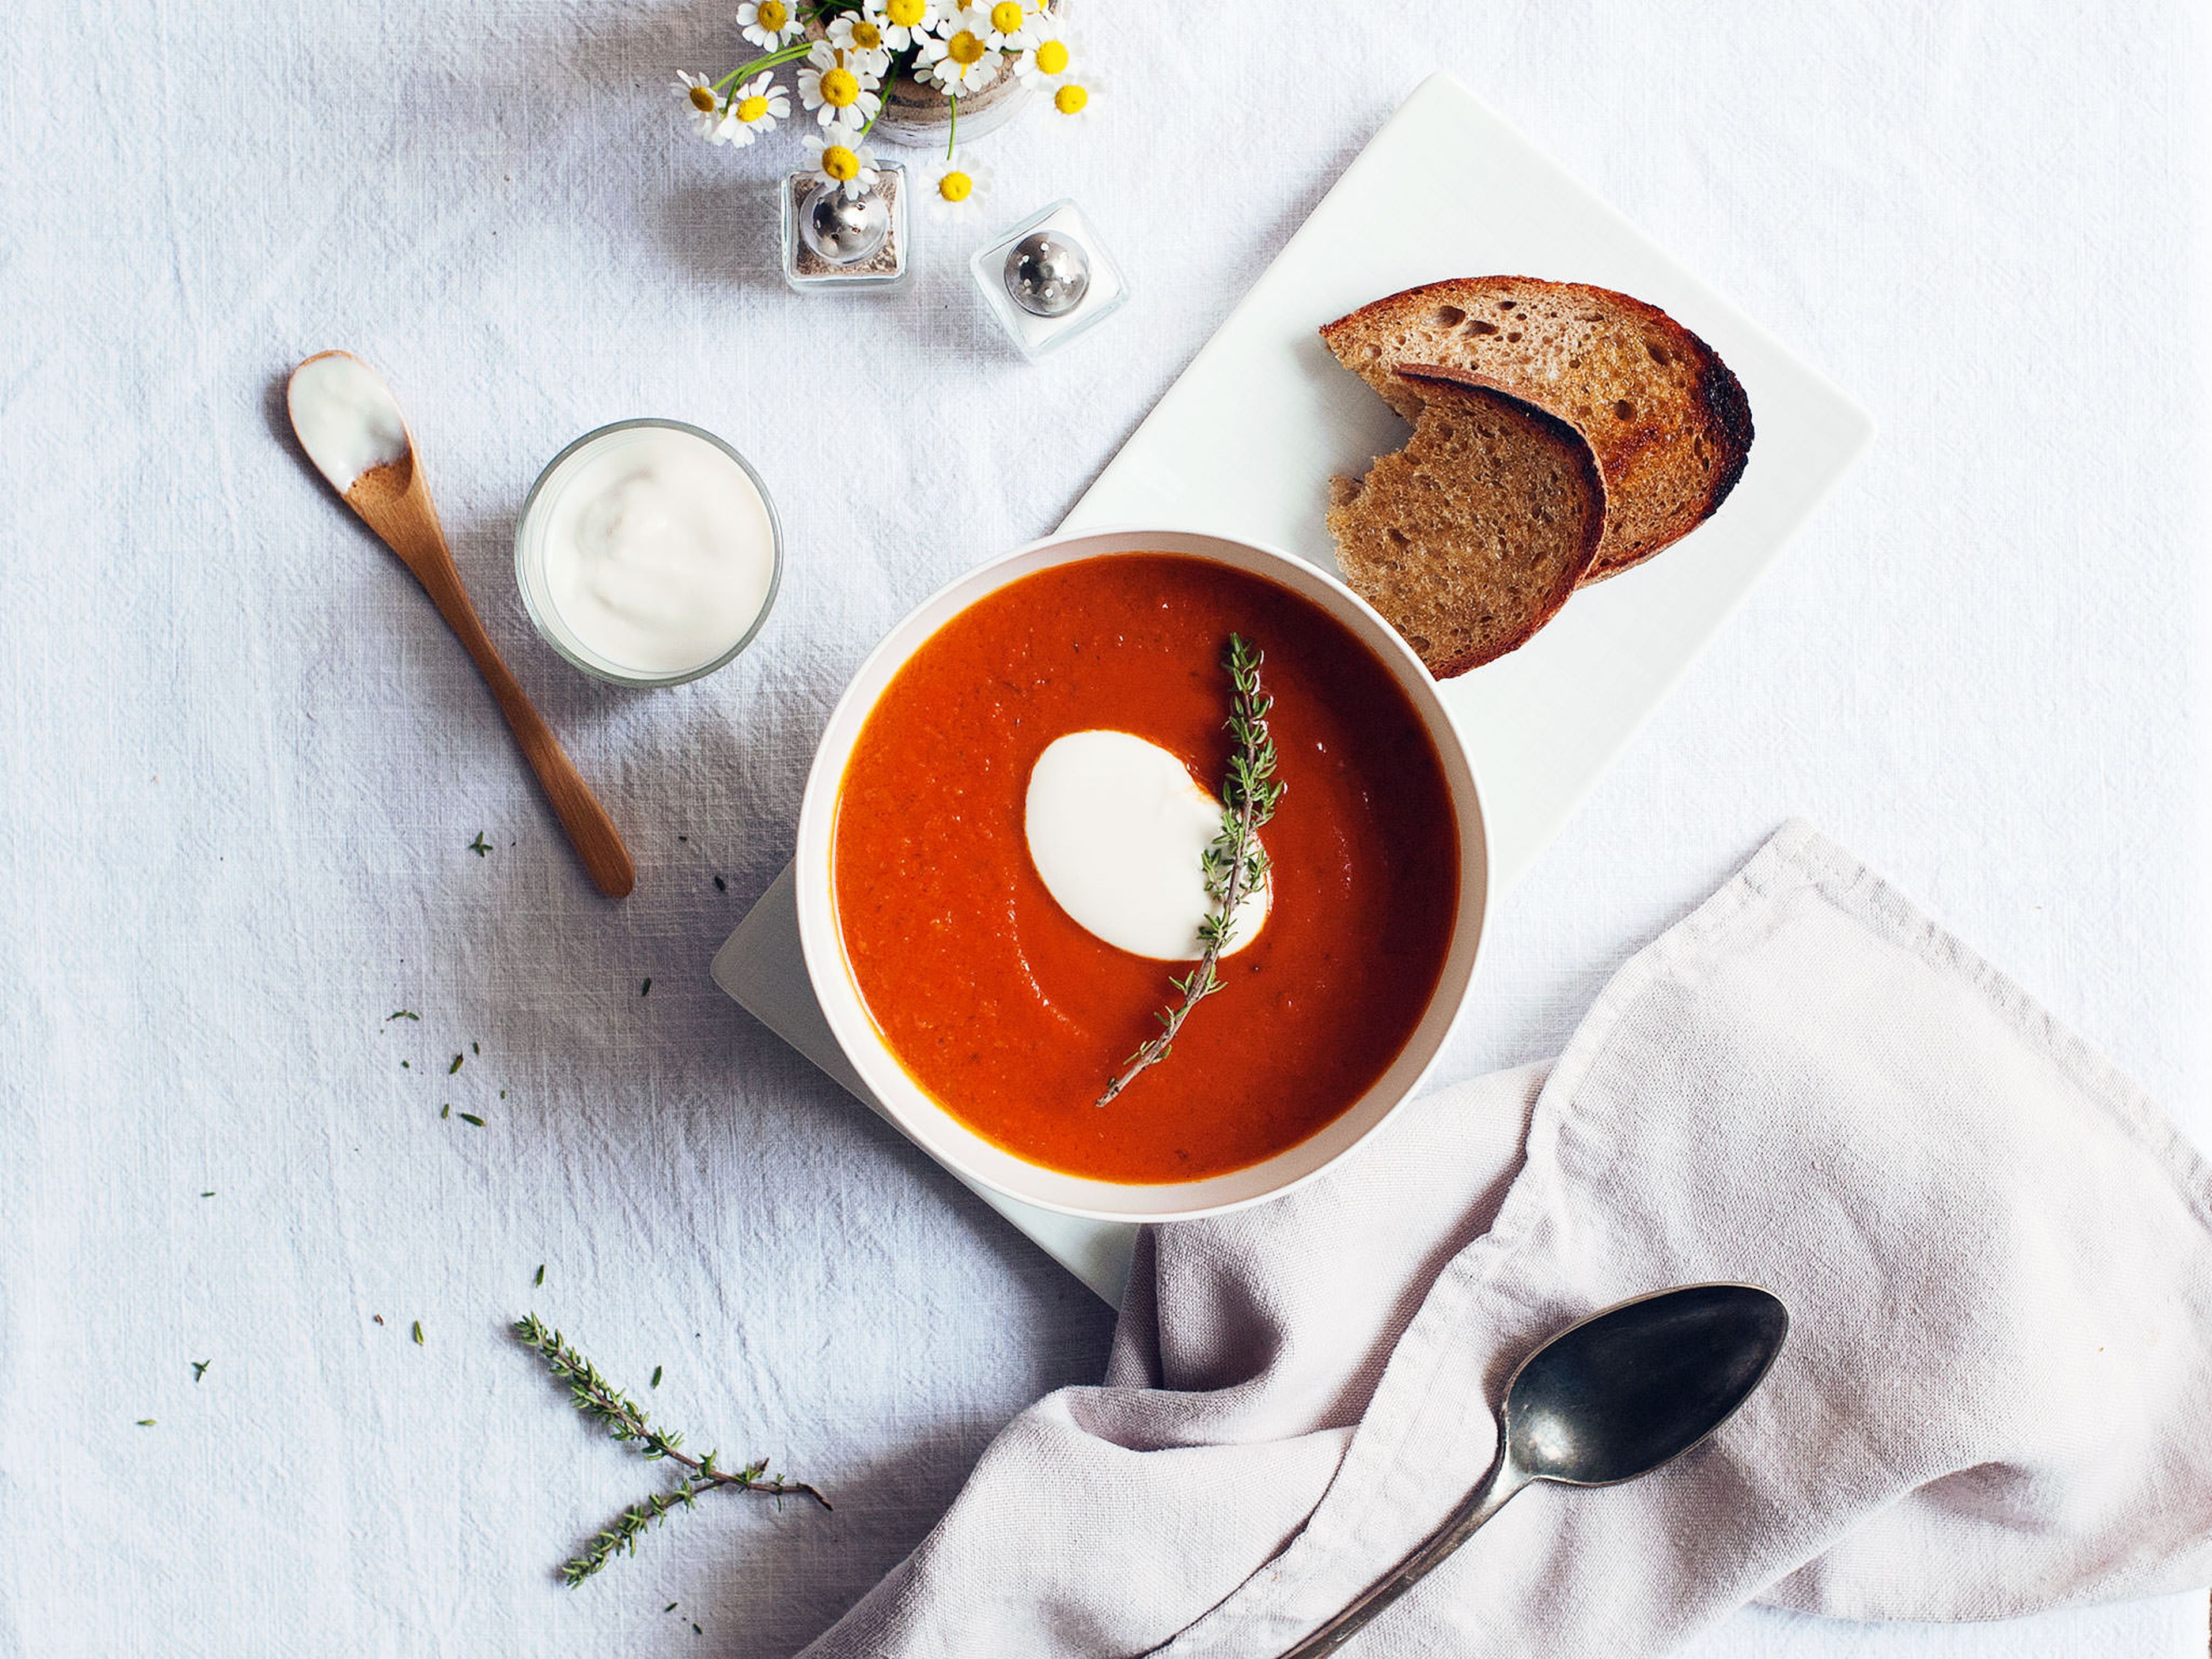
831,554 -> 1459,1183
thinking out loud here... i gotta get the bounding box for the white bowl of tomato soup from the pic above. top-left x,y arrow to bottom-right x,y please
796,527 -> 1490,1222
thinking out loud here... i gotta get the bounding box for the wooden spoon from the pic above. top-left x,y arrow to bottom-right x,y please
286,350 -> 635,898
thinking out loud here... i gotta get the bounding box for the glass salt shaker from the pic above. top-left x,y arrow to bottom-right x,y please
969,199 -> 1130,358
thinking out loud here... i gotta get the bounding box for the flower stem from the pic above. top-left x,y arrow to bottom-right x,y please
946,94 -> 958,159
714,40 -> 811,93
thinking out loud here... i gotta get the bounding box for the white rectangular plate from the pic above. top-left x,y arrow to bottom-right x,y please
714,71 -> 1873,1305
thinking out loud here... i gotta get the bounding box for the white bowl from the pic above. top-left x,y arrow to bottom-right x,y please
796,527 -> 1491,1222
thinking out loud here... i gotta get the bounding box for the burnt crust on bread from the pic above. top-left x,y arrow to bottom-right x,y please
1325,366 -> 1606,679
1319,276 -> 1753,580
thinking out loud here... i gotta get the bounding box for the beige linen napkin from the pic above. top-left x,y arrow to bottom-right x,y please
802,821 -> 2212,1657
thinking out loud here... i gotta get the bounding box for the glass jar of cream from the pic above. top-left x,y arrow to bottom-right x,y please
514,419 -> 782,688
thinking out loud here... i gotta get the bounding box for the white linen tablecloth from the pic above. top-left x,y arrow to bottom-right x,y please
0,2 -> 2203,1656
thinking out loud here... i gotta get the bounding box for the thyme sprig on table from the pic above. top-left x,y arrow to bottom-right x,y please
1097,634 -> 1285,1107
514,1315 -> 830,1586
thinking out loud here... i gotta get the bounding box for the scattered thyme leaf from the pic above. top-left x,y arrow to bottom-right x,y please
651,1365 -> 663,1389
472,1041 -> 480,1055
500,1089 -> 507,1099
641,978 -> 653,997
412,1321 -> 424,1346
459,1112 -> 486,1127
665,1601 -> 679,1612
387,1010 -> 419,1022
693,1625 -> 702,1636
449,1054 -> 464,1074
199,1191 -> 214,1198
192,1360 -> 210,1383
137,1418 -> 156,1427
713,876 -> 726,892
468,832 -> 493,857
535,1264 -> 546,1287
401,1060 -> 410,1070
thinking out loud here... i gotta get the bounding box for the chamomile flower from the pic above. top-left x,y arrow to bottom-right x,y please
1008,21 -> 1079,82
1045,72 -> 1097,126
919,7 -> 1003,94
801,127 -> 881,199
827,10 -> 895,75
713,71 -> 789,145
799,41 -> 884,130
982,0 -> 1031,38
736,0 -> 804,51
672,71 -> 726,141
941,1 -> 1009,50
864,0 -> 938,51
924,149 -> 994,219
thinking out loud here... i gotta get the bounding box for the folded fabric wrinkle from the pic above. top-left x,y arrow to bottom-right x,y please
801,820 -> 2212,1659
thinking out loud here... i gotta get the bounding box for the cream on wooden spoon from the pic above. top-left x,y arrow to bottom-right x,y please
288,353 -> 411,492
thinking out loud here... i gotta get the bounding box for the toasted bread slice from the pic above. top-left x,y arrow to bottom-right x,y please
1319,277 -> 1752,579
1325,366 -> 1606,677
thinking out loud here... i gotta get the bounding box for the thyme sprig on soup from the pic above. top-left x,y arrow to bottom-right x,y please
831,553 -> 1458,1184
1095,632 -> 1284,1108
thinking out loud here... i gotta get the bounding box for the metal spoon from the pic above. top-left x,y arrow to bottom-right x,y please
286,351 -> 634,898
1279,1282 -> 1789,1658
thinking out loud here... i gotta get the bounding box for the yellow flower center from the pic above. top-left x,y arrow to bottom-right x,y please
938,169 -> 974,202
1033,38 -> 1068,75
886,0 -> 926,24
736,93 -> 769,121
990,1 -> 1024,33
1053,81 -> 1087,114
946,28 -> 987,65
822,143 -> 860,181
756,0 -> 790,31
688,85 -> 718,112
849,18 -> 883,48
821,65 -> 860,105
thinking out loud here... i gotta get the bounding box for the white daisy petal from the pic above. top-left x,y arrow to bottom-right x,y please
927,6 -> 1009,92
936,4 -> 1005,51
672,71 -> 726,141
736,0 -> 805,49
828,10 -> 896,69
801,127 -> 882,200
980,0 -> 1031,43
1009,22 -> 1080,81
1043,69 -> 1098,126
866,0 -> 941,50
715,71 -> 786,145
923,148 -> 994,221
800,44 -> 882,126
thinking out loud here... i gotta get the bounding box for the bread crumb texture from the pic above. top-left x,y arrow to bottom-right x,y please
1326,367 -> 1605,678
